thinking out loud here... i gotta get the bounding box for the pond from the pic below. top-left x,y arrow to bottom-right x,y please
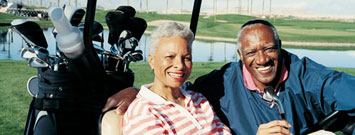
1,28 -> 355,68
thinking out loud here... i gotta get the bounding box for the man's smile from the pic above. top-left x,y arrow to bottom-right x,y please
256,65 -> 272,73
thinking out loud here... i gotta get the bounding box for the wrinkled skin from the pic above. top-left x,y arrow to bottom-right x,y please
237,24 -> 282,92
148,36 -> 192,106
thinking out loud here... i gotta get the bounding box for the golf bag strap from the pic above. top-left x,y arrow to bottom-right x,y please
24,98 -> 36,135
38,81 -> 83,98
34,98 -> 60,110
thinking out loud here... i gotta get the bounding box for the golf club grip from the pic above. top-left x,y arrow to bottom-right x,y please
281,113 -> 285,120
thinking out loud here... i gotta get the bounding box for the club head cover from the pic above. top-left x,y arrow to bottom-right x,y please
116,6 -> 136,18
105,11 -> 131,45
11,20 -> 48,48
128,17 -> 147,41
63,5 -> 85,26
92,21 -> 104,42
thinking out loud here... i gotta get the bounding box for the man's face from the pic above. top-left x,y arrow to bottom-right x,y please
238,24 -> 281,90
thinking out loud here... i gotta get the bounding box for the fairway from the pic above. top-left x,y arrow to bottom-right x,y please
277,26 -> 355,36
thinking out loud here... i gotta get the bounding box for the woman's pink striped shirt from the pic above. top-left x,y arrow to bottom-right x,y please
123,84 -> 231,135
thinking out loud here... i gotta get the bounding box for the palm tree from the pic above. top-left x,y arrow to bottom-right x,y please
181,0 -> 183,14
226,0 -> 229,13
140,0 -> 142,11
165,0 -> 168,14
247,0 -> 249,14
269,0 -> 272,13
146,0 -> 149,13
250,0 -> 253,14
213,0 -> 216,22
238,0 -> 242,14
262,0 -> 265,15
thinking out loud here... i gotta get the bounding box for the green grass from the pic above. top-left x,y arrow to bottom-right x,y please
282,45 -> 355,51
0,12 -> 25,24
1,60 -> 355,134
0,12 -> 53,29
0,60 -> 35,135
92,10 -> 355,44
2,10 -> 355,45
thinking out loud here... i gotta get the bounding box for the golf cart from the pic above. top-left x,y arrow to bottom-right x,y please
13,0 -> 353,134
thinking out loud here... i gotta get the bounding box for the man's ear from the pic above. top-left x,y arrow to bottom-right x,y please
148,54 -> 154,70
237,49 -> 244,63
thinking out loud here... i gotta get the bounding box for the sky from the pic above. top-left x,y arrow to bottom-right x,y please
8,0 -> 355,15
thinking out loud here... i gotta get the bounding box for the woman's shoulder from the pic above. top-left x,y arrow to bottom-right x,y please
125,96 -> 153,117
184,89 -> 209,102
184,89 -> 203,96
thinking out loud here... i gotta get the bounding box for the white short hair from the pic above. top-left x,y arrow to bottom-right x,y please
149,22 -> 194,55
236,20 -> 280,50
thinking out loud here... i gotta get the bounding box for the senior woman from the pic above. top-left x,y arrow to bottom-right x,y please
122,22 -> 231,134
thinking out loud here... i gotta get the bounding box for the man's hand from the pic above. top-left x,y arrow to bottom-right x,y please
102,87 -> 139,114
256,120 -> 292,135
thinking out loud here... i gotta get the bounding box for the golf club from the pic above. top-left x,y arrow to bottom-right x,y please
28,57 -> 49,68
125,37 -> 139,50
122,50 -> 143,72
20,47 -> 37,59
128,50 -> 143,62
117,30 -> 133,56
263,86 -> 286,120
33,46 -> 49,61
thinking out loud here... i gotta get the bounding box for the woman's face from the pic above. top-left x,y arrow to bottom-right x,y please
149,36 -> 192,89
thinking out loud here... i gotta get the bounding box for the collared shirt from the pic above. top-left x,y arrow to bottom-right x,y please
242,64 -> 288,94
123,84 -> 231,135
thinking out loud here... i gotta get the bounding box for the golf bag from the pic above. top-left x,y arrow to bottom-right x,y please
12,3 -> 145,135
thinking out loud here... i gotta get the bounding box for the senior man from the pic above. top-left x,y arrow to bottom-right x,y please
103,20 -> 355,135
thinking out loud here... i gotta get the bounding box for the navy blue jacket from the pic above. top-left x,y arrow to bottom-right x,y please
190,50 -> 355,134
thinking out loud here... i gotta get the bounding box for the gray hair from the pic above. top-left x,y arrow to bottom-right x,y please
149,22 -> 194,55
236,22 -> 280,50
